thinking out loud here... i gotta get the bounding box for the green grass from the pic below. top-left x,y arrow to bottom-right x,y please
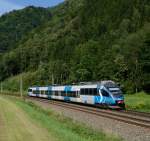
8,96 -> 122,141
0,96 -> 55,141
0,90 -> 27,97
125,92 -> 150,112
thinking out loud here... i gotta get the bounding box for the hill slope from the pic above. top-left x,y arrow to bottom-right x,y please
0,6 -> 51,52
0,0 -> 150,93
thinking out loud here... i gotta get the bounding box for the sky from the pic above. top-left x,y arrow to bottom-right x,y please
0,0 -> 64,15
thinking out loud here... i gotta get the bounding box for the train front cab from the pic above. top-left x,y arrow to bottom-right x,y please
98,87 -> 125,109
109,87 -> 125,109
28,88 -> 34,96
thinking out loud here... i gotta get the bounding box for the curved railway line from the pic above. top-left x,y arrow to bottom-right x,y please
26,96 -> 150,129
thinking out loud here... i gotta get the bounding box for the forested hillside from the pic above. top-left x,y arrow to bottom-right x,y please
0,6 -> 51,52
0,0 -> 150,93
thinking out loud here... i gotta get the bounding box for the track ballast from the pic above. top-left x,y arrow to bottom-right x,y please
27,96 -> 150,129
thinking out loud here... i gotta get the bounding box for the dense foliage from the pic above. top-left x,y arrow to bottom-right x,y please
0,6 -> 51,52
0,0 -> 150,93
125,92 -> 150,112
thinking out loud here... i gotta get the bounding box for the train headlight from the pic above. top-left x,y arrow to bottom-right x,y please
117,100 -> 124,104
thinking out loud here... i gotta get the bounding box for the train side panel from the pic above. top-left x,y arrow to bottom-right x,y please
28,81 -> 125,109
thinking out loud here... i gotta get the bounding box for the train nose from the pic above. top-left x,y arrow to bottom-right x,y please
116,100 -> 125,109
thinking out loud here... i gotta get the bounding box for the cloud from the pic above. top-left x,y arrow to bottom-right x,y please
0,0 -> 23,15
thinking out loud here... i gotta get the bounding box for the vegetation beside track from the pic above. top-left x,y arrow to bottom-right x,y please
125,92 -> 150,112
1,91 -> 150,113
0,96 -> 55,141
0,91 -> 26,96
6,96 -> 122,141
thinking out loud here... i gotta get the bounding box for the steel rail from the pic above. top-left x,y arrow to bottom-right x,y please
123,110 -> 150,118
27,96 -> 150,129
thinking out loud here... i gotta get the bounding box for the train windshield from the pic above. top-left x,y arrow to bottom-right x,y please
108,87 -> 123,97
103,81 -> 123,97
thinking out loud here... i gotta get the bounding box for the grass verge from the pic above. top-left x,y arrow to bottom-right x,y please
7,96 -> 122,141
125,92 -> 150,112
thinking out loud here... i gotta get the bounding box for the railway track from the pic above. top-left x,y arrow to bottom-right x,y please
123,110 -> 150,119
26,96 -> 150,129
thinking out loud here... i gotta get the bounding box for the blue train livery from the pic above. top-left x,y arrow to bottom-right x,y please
28,80 -> 125,109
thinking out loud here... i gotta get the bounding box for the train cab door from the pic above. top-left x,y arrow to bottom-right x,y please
100,89 -> 112,104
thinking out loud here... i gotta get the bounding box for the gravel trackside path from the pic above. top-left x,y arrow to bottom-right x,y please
27,98 -> 150,141
0,96 -> 55,141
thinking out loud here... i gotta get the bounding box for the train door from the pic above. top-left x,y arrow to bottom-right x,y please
36,87 -> 40,97
48,86 -> 52,99
100,89 -> 113,104
64,86 -> 71,101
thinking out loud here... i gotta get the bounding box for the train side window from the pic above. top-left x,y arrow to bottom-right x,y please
28,89 -> 32,92
55,91 -> 59,96
61,91 -> 66,96
80,89 -> 85,95
73,92 -> 76,97
33,90 -> 40,94
53,91 -> 56,96
80,88 -> 98,95
68,91 -> 76,97
93,88 -> 98,95
85,89 -> 88,95
40,90 -> 44,95
89,89 -> 92,95
101,89 -> 109,97
52,91 -> 59,96
45,90 -> 48,95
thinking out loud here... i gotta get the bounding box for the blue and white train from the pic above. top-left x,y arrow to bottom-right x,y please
28,80 -> 125,109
